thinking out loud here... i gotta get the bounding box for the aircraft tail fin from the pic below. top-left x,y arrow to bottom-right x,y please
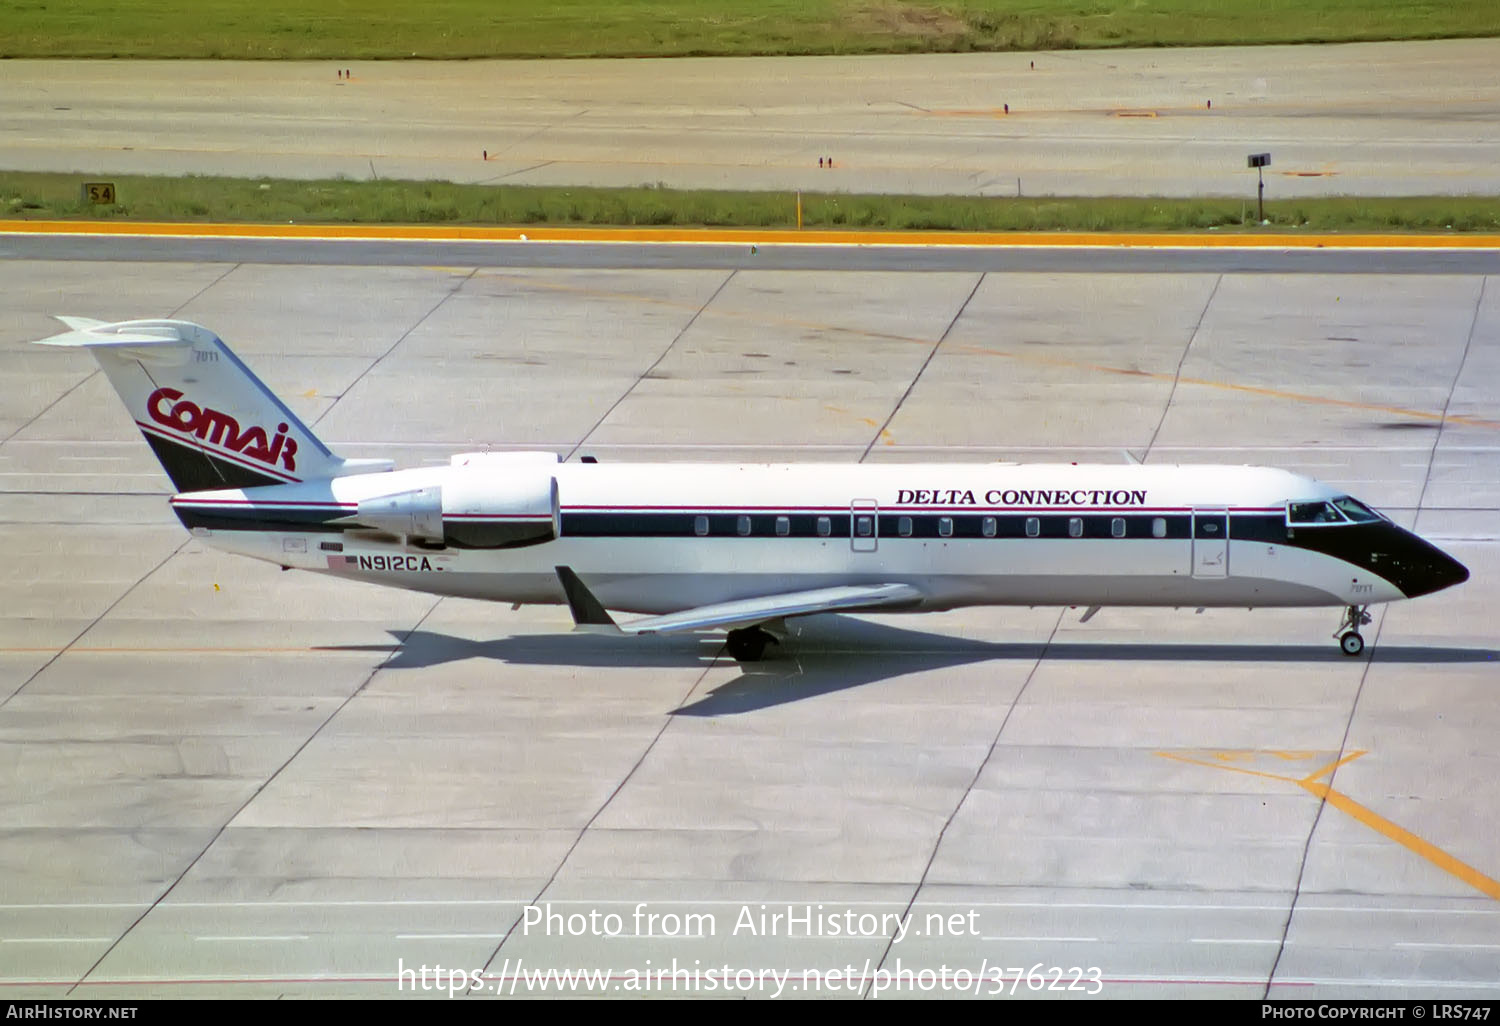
34,317 -> 391,492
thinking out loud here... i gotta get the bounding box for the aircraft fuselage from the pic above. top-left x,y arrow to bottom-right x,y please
168,459 -> 1467,615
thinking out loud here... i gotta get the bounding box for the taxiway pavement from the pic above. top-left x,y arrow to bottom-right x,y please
1,245 -> 1496,997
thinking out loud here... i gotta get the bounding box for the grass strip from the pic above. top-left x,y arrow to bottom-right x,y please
5,172 -> 1500,233
3,0 -> 1500,60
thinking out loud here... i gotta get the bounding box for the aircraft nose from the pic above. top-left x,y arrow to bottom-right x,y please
1438,550 -> 1470,590
1398,542 -> 1469,598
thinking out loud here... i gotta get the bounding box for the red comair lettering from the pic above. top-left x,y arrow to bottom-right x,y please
146,387 -> 297,472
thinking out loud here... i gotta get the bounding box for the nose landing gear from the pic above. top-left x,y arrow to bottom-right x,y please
1334,605 -> 1371,656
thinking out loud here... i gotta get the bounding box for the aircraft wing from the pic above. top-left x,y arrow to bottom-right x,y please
555,566 -> 922,635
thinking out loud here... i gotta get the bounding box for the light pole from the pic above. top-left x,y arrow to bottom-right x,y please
1247,152 -> 1271,223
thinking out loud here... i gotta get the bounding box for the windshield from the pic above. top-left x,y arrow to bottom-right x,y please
1332,496 -> 1384,523
1288,500 -> 1348,525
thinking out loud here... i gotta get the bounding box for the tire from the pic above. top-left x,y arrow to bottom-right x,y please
726,628 -> 769,662
1340,632 -> 1364,656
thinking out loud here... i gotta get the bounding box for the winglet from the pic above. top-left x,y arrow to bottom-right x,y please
555,566 -> 620,633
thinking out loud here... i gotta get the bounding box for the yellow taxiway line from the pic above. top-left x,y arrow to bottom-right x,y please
1160,749 -> 1500,902
2,219 -> 1499,248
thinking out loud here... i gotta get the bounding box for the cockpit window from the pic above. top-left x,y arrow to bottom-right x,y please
1332,496 -> 1383,523
1287,500 -> 1348,525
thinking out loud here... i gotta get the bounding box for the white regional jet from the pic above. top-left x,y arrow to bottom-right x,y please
39,317 -> 1469,661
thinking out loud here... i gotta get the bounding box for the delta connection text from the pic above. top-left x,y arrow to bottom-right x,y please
894,488 -> 1149,507
524,901 -> 974,943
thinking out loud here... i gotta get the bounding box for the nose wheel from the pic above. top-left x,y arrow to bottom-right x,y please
1334,605 -> 1371,656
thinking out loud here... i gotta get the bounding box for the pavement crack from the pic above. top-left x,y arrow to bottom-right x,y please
1263,604 -> 1388,999
1144,273 -> 1220,462
1413,275 -> 1486,516
862,608 -> 1066,998
0,538 -> 189,709
484,159 -> 556,183
61,594 -> 447,996
312,269 -> 477,428
566,269 -> 737,461
485,107 -> 590,161
860,272 -> 983,462
472,645 -> 725,988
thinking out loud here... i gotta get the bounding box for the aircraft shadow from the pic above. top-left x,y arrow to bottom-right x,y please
317,616 -> 1498,716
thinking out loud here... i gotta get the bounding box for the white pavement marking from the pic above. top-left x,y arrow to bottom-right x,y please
1191,938 -> 1283,944
2,937 -> 114,944
981,936 -> 1102,942
195,935 -> 310,942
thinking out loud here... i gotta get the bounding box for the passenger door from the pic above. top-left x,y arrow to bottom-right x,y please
1192,508 -> 1229,577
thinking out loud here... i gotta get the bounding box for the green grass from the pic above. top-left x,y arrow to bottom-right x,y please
2,1 -> 1498,59
5,172 -> 1500,233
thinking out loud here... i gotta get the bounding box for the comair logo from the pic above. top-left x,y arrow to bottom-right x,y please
146,387 -> 298,472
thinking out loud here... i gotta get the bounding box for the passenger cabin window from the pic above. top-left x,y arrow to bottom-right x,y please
1068,517 -> 1083,538
1111,517 -> 1126,538
694,515 -> 709,537
898,516 -> 912,537
938,517 -> 953,538
1025,517 -> 1040,538
855,515 -> 874,537
775,516 -> 790,537
1152,517 -> 1167,539
1332,496 -> 1382,523
1288,501 -> 1348,525
737,515 -> 752,536
817,516 -> 831,537
981,516 -> 997,538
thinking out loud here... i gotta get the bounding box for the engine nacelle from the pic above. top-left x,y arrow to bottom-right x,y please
441,471 -> 558,549
346,454 -> 561,548
351,486 -> 444,543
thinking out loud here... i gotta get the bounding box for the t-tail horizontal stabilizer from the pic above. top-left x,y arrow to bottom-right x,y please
34,317 -> 394,492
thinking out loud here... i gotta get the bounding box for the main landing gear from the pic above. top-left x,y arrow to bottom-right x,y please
1334,605 -> 1372,656
726,626 -> 778,662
